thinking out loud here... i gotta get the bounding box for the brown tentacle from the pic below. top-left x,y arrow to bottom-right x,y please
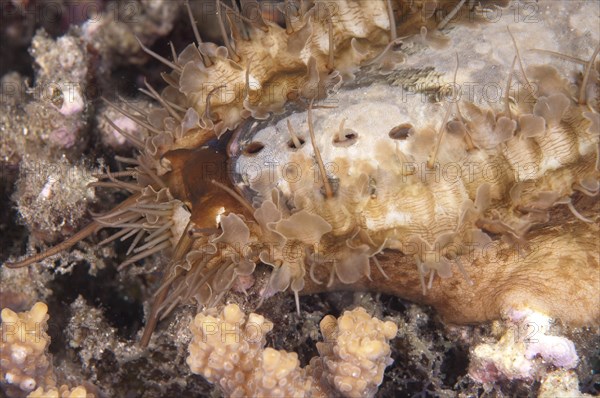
5,222 -> 101,268
5,193 -> 142,268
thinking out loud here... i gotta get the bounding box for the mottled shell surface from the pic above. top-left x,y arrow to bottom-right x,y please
6,0 -> 599,333
232,0 -> 599,294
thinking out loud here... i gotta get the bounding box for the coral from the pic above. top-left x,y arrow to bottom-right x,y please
469,307 -> 580,384
27,385 -> 93,398
187,303 -> 397,398
0,302 -> 53,396
311,307 -> 398,398
187,303 -> 307,396
0,302 -> 99,398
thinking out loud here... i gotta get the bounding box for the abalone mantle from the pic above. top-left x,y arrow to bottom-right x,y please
231,0 -> 599,296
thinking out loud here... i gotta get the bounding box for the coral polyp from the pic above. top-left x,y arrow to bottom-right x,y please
3,4 -> 598,393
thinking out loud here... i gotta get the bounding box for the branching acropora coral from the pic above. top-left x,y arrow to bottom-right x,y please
0,302 -> 96,398
4,0 -> 599,354
27,385 -> 93,398
310,307 -> 398,398
187,303 -> 397,397
0,302 -> 53,396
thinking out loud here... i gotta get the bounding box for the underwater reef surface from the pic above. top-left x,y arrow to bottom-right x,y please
1,0 -> 599,397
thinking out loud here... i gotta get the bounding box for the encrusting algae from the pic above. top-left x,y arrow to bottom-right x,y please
1,0 -> 599,396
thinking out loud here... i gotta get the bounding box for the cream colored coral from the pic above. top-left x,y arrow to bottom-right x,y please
27,385 -> 93,398
0,302 -> 53,394
315,307 -> 398,398
187,303 -> 281,395
187,304 -> 397,398
1,302 -> 96,398
251,348 -> 312,398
